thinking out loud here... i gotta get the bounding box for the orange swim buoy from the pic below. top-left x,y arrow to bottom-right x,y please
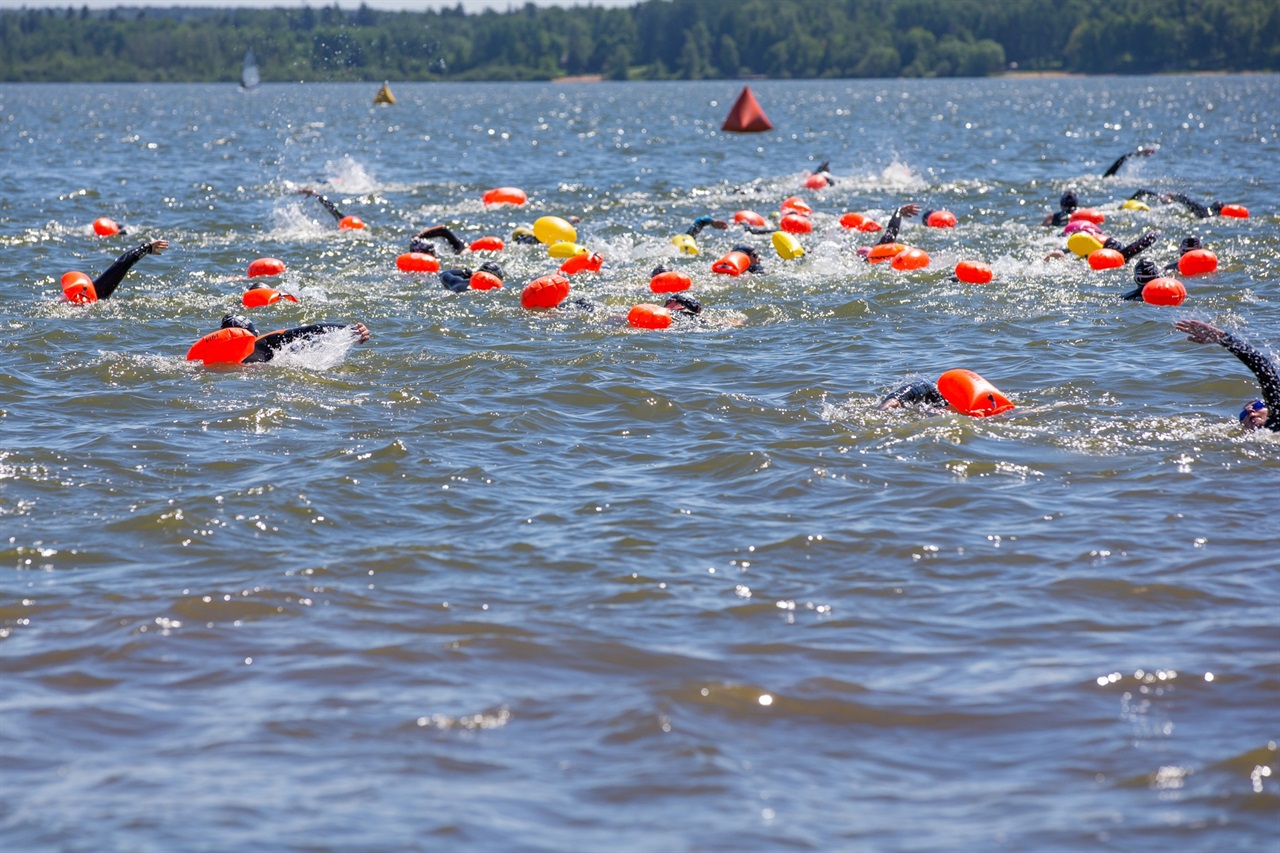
954,260 -> 993,284
1087,248 -> 1125,270
890,247 -> 930,270
1069,208 -> 1105,225
470,270 -> 503,290
734,210 -> 767,228
338,215 -> 365,230
1142,277 -> 1187,306
803,173 -> 828,190
396,252 -> 440,272
780,196 -> 812,216
628,303 -> 672,330
937,369 -> 1015,417
840,212 -> 881,232
1219,204 -> 1248,218
650,270 -> 692,293
866,242 -> 905,264
924,210 -> 957,228
1178,249 -> 1218,276
520,274 -> 571,309
92,217 -> 120,236
482,187 -> 527,206
559,252 -> 604,275
242,287 -> 299,308
469,236 -> 505,252
186,327 -> 256,365
247,257 -> 286,278
712,251 -> 751,276
61,271 -> 97,303
779,213 -> 813,234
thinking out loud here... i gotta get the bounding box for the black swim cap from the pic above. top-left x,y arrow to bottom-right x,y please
665,293 -> 702,315
478,261 -> 504,281
1179,236 -> 1202,253
220,314 -> 258,335
246,282 -> 269,291
730,244 -> 759,259
409,238 -> 437,255
1209,201 -> 1225,215
650,263 -> 672,278
1060,189 -> 1078,211
1133,259 -> 1160,284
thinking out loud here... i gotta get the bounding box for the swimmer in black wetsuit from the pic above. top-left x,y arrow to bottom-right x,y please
1044,229 -> 1158,263
878,380 -> 946,411
852,204 -> 921,259
410,224 -> 466,256
1042,189 -> 1079,227
1102,145 -> 1158,177
808,160 -> 835,186
1120,259 -> 1164,301
297,188 -> 346,223
686,216 -> 729,238
1128,189 -> 1225,219
438,262 -> 505,293
218,314 -> 370,364
1174,319 -> 1279,432
67,239 -> 169,302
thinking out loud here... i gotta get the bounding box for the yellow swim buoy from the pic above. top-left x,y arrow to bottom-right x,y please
772,231 -> 804,260
671,233 -> 699,256
533,216 -> 577,245
1067,232 -> 1105,258
1121,199 -> 1150,212
548,241 -> 588,259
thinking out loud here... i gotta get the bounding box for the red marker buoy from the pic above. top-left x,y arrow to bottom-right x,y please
721,86 -> 772,133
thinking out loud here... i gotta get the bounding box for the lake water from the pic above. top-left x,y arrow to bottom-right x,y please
1,76 -> 1277,850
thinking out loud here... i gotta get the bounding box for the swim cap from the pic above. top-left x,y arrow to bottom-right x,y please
1210,201 -> 1225,215
220,314 -> 258,336
1060,189 -> 1078,212
409,237 -> 436,255
477,261 -> 505,281
1102,237 -> 1123,252
665,293 -> 702,315
1240,400 -> 1266,423
650,263 -> 673,278
1133,259 -> 1160,284
511,226 -> 539,245
730,245 -> 758,260
1179,236 -> 1202,254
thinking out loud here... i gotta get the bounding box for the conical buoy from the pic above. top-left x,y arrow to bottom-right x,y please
721,86 -> 772,133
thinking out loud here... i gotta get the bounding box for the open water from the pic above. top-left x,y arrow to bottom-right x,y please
1,76 -> 1278,851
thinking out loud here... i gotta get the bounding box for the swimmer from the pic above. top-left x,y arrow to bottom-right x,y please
1128,189 -> 1224,219
1042,189 -> 1079,226
1044,230 -> 1158,263
1102,145 -> 1159,177
878,379 -> 946,411
1174,319 -> 1279,432
854,204 -> 921,258
217,314 -> 371,364
686,216 -> 729,238
1120,259 -> 1164,301
297,188 -> 363,228
64,238 -> 169,302
1163,236 -> 1205,271
411,224 -> 466,256
807,160 -> 835,187
439,262 -> 504,293
731,244 -> 765,274
665,293 -> 703,321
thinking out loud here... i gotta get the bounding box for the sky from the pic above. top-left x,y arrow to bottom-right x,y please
1,0 -> 642,11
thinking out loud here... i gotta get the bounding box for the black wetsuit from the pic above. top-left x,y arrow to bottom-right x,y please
439,262 -> 504,293
730,245 -> 765,274
1102,147 -> 1156,178
1130,189 -> 1216,219
686,216 -> 725,238
243,323 -> 353,364
93,242 -> 161,300
876,207 -> 913,245
1218,333 -> 1280,432
411,225 -> 466,255
1103,230 -> 1159,262
307,192 -> 346,224
879,380 -> 946,409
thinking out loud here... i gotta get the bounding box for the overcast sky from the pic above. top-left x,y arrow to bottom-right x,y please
1,0 -> 641,11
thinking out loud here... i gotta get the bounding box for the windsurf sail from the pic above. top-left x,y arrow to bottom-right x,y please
240,49 -> 260,90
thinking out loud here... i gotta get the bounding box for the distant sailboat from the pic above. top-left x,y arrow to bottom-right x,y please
373,81 -> 396,105
240,49 -> 260,91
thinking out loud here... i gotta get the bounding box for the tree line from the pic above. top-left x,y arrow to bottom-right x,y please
2,0 -> 1277,83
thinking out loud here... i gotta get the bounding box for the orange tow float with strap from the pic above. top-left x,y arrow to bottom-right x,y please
1142,277 -> 1187,306
890,248 -> 930,270
482,187 -> 527,206
924,210 -> 957,228
470,270 -> 503,290
61,271 -> 97,303
247,257 -> 286,278
338,215 -> 365,230
650,270 -> 692,293
734,210 -> 767,227
712,251 -> 751,276
396,252 -> 440,272
1177,249 -> 1218,276
242,287 -> 299,308
954,261 -> 993,284
559,252 -> 604,275
840,212 -> 881,232
628,304 -> 672,330
1087,248 -> 1125,270
469,236 -> 505,252
866,243 -> 905,263
520,274 -> 571,309
937,369 -> 1015,417
92,217 -> 120,236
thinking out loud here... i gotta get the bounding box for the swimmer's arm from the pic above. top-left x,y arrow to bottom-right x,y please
1166,193 -> 1212,219
254,322 -> 363,355
878,380 -> 944,410
1219,333 -> 1280,416
300,190 -> 345,223
93,239 -> 169,300
877,204 -> 920,244
1103,146 -> 1156,177
439,268 -> 472,293
1119,231 -> 1159,262
1129,188 -> 1161,202
686,216 -> 728,238
416,225 -> 466,254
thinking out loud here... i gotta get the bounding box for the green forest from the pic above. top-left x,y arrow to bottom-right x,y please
2,0 -> 1278,83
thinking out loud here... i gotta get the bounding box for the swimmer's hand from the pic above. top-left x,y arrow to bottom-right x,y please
898,204 -> 921,218
296,188 -> 316,197
711,220 -> 728,229
1136,145 -> 1159,157
1176,319 -> 1224,345
147,239 -> 170,255
349,323 -> 370,344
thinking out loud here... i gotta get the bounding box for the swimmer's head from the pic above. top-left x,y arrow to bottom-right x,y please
1239,399 -> 1268,430
1060,189 -> 1078,212
409,238 -> 436,255
730,244 -> 759,260
220,314 -> 258,336
650,262 -> 672,278
1133,259 -> 1161,285
1209,201 -> 1225,216
568,297 -> 597,312
477,261 -> 504,281
246,282 -> 269,291
511,226 -> 539,245
664,293 -> 702,316
1179,236 -> 1202,254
